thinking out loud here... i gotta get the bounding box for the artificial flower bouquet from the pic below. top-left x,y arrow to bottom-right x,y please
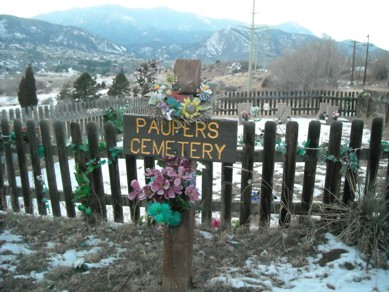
145,81 -> 214,123
128,156 -> 200,227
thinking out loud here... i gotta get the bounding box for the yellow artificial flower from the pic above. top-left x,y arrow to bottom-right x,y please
181,97 -> 201,119
153,84 -> 160,91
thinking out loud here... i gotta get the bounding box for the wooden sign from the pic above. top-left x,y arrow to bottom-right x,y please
123,114 -> 238,163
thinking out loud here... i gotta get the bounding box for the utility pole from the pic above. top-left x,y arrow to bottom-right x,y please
247,0 -> 256,92
363,34 -> 371,86
350,41 -> 356,86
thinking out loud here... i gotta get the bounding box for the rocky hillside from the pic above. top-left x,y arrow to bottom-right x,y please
0,14 -> 130,74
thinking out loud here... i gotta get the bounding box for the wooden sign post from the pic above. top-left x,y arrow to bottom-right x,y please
123,59 -> 237,291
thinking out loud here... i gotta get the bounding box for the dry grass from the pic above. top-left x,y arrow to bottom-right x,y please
0,211 -> 327,292
315,183 -> 389,270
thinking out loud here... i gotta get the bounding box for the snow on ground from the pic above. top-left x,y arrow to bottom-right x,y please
208,232 -> 389,291
1,220 -> 388,291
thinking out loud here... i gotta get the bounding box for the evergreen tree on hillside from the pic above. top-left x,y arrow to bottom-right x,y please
56,82 -> 73,102
108,71 -> 130,98
18,65 -> 38,108
72,72 -> 100,102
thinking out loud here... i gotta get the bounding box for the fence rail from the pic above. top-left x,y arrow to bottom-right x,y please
0,114 -> 388,228
215,90 -> 361,117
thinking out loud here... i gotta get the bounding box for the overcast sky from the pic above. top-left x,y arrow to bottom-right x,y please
2,0 -> 388,50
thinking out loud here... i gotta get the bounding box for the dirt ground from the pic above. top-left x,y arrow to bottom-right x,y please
0,210 -> 333,292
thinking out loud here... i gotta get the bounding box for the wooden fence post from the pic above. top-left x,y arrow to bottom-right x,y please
104,121 -> 123,223
365,117 -> 383,197
240,121 -> 255,227
86,121 -> 107,222
279,121 -> 298,226
26,120 -> 46,215
323,121 -> 343,204
301,120 -> 321,218
40,119 -> 61,217
343,119 -> 364,203
14,119 -> 33,214
260,121 -> 277,227
162,208 -> 194,292
1,118 -> 19,211
54,120 -> 76,218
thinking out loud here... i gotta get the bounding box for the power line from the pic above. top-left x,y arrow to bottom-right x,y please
363,34 -> 373,86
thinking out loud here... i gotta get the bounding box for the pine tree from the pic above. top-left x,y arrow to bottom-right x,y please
108,72 -> 130,98
56,83 -> 73,102
18,65 -> 38,108
72,72 -> 100,102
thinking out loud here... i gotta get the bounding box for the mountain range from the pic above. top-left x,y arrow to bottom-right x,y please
0,5 -> 385,75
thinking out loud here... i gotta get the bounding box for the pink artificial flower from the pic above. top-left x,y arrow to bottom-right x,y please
167,166 -> 193,185
211,218 -> 221,229
128,180 -> 144,200
151,173 -> 170,196
145,168 -> 160,178
142,184 -> 153,199
184,185 -> 200,202
164,182 -> 182,199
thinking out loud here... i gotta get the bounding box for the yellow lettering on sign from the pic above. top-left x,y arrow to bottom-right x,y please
177,141 -> 189,157
161,120 -> 171,136
196,122 -> 206,138
183,122 -> 193,138
136,118 -> 146,134
141,138 -> 151,155
172,119 -> 182,135
208,121 -> 219,139
202,143 -> 213,160
130,138 -> 141,154
215,144 -> 226,160
165,140 -> 175,156
152,140 -> 164,155
148,119 -> 160,135
190,142 -> 201,159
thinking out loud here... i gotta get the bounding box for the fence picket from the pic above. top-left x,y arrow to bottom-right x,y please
201,161 -> 213,225
279,121 -> 298,226
104,121 -> 123,223
365,117 -> 384,197
221,162 -> 233,229
260,121 -> 277,227
0,126 -> 5,210
86,122 -> 107,221
343,119 -> 364,203
301,121 -> 321,217
1,118 -> 19,211
240,121 -> 255,226
54,121 -> 76,218
126,155 -> 139,222
323,121 -> 343,204
15,119 -> 33,214
26,120 -> 46,215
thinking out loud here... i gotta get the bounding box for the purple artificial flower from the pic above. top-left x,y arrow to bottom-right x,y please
185,185 -> 200,202
167,166 -> 193,186
128,180 -> 144,200
142,184 -> 153,199
165,182 -> 183,199
151,173 -> 170,196
145,167 -> 159,178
